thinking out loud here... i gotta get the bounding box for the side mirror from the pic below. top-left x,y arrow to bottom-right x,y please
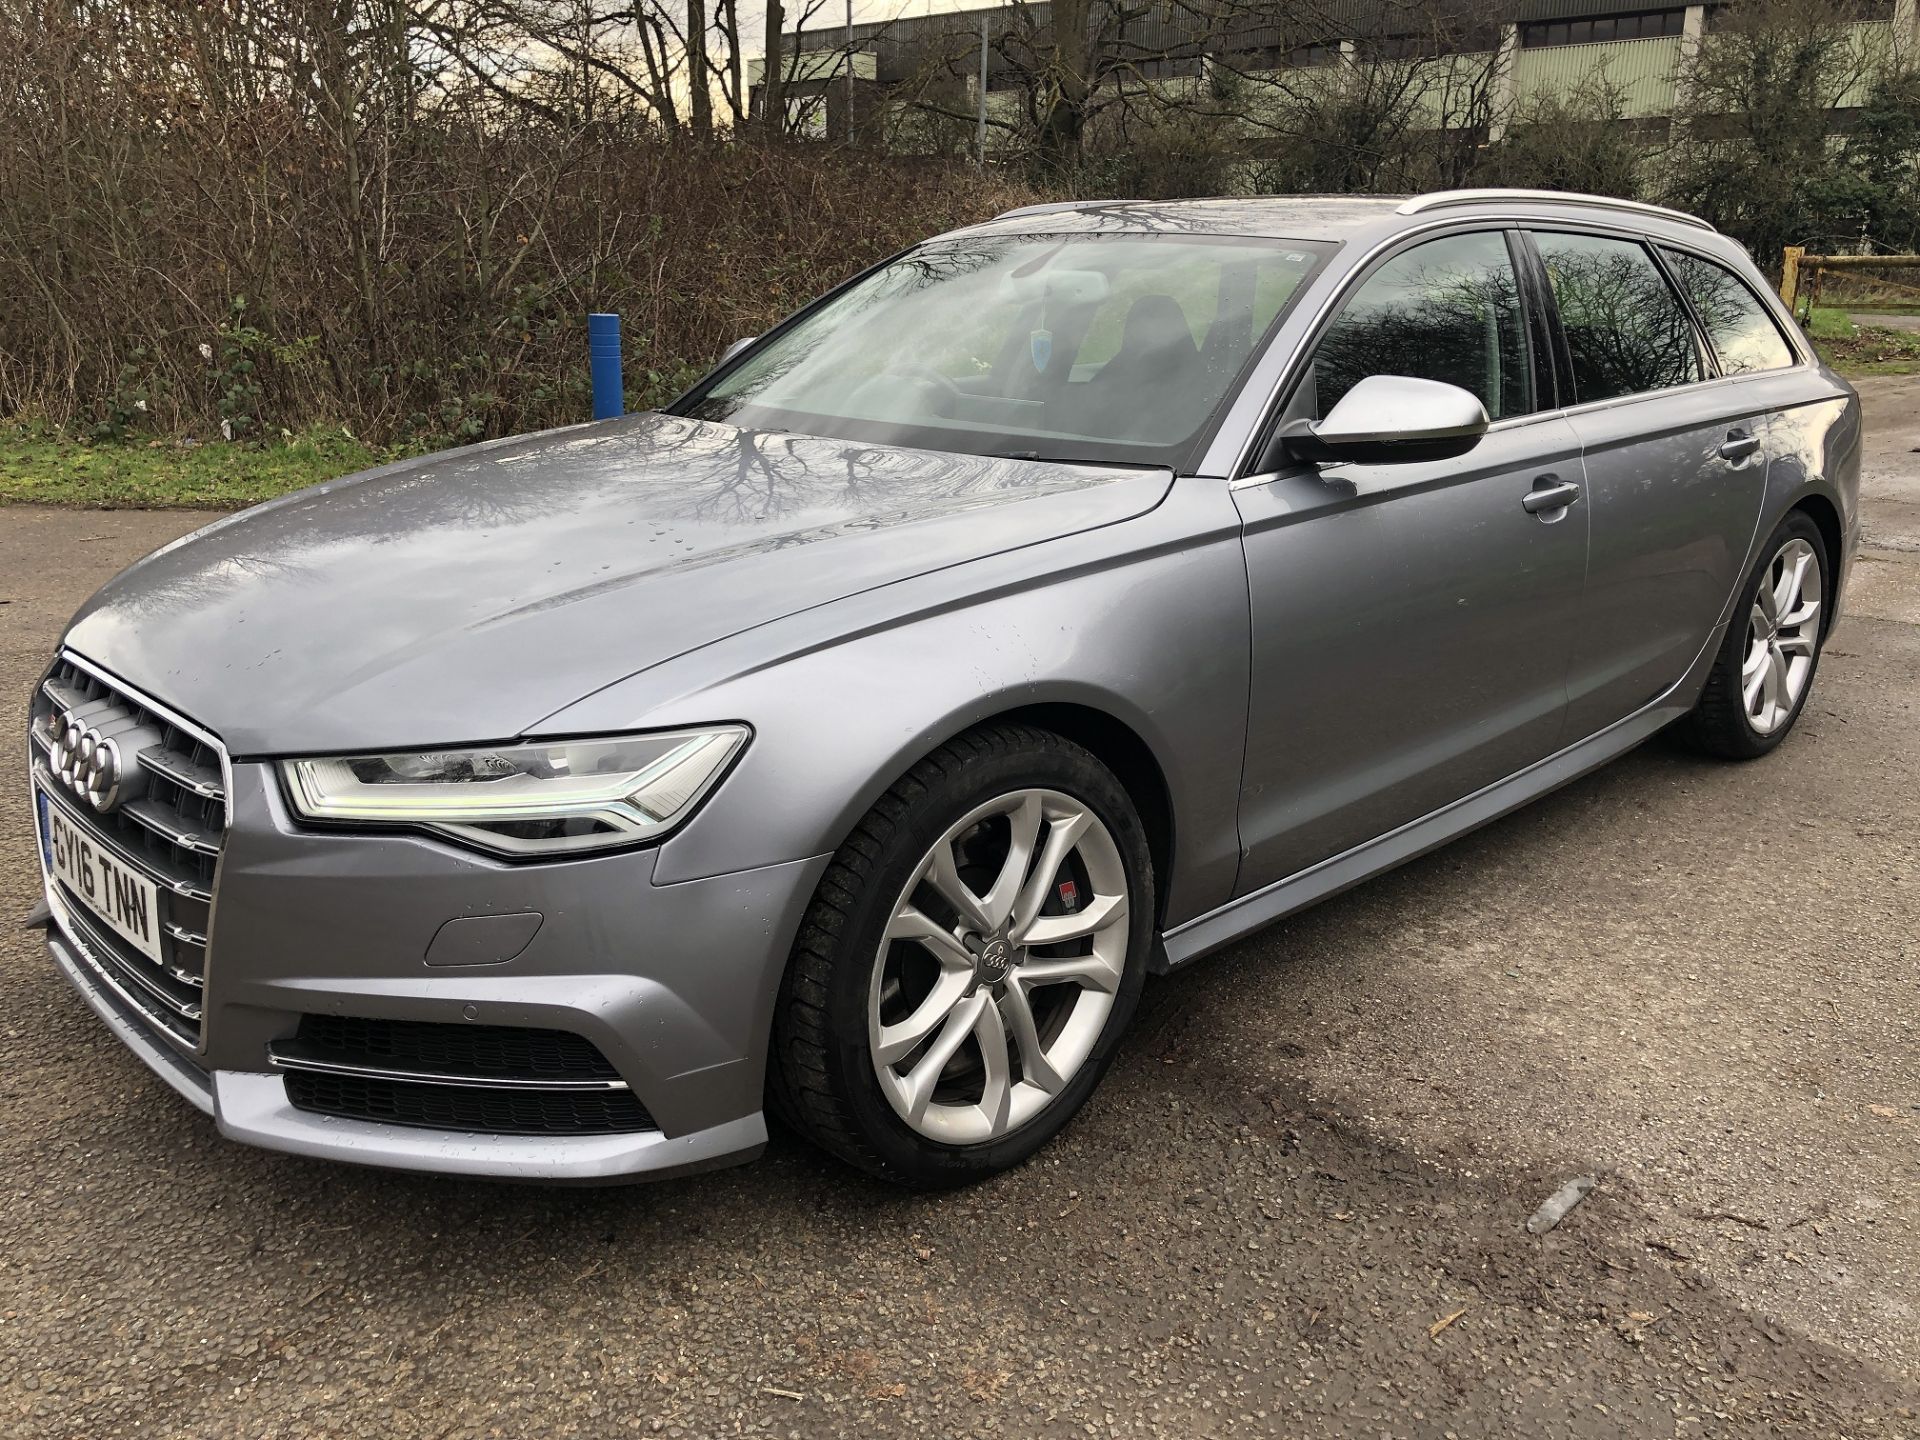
722,336 -> 757,363
1282,375 -> 1489,465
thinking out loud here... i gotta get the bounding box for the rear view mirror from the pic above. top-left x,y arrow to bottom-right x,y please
1283,375 -> 1489,465
998,267 -> 1110,307
722,336 -> 757,363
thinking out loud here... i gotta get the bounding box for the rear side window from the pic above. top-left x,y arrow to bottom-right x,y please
1660,248 -> 1798,375
1533,232 -> 1701,403
1310,231 -> 1532,421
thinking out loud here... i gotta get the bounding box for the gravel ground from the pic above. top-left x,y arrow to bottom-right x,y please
3,382 -> 1919,1438
1851,314 -> 1920,334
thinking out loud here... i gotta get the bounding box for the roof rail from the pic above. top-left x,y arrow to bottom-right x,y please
1396,189 -> 1716,232
992,198 -> 1140,220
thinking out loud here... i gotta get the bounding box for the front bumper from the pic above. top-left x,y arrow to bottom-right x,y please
38,756 -> 829,1183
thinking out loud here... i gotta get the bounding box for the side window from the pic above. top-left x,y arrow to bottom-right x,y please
1533,232 -> 1702,402
1310,231 -> 1532,421
1660,248 -> 1798,375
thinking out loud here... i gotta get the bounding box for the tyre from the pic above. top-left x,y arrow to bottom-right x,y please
1682,510 -> 1829,760
771,723 -> 1154,1188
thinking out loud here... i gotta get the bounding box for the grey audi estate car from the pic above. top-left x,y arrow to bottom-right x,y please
27,189 -> 1859,1187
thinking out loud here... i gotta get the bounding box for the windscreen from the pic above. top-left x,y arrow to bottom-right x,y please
681,233 -> 1330,467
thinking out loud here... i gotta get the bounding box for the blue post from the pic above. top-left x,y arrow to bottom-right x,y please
588,312 -> 623,419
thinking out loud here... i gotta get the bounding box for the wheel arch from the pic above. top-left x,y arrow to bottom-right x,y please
1788,492 -> 1844,636
966,701 -> 1177,926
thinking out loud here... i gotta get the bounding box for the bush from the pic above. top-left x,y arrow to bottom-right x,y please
1663,0 -> 1920,270
0,6 -> 1040,445
1472,77 -> 1648,200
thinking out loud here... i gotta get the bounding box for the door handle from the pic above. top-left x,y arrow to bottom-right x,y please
1522,478 -> 1582,514
1719,429 -> 1762,462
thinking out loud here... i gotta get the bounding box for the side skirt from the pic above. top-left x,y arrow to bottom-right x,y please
1155,624 -> 1724,972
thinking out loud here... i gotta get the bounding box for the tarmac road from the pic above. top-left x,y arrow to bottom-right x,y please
2,379 -> 1918,1438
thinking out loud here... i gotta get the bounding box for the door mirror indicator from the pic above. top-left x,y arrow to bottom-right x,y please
1283,375 -> 1489,465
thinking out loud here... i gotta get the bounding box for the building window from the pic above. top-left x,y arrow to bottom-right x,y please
1362,24 -> 1500,58
1707,0 -> 1890,25
1135,54 -> 1200,79
1234,41 -> 1338,69
1363,32 -> 1441,59
1520,9 -> 1686,46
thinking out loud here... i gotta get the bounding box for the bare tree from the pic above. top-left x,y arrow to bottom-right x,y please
761,0 -> 786,134
1665,0 -> 1880,266
1472,72 -> 1647,197
687,0 -> 712,137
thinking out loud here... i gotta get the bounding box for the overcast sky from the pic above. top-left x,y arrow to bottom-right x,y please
741,0 -> 1000,57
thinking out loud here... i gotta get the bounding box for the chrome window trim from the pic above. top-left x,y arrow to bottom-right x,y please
1234,371 -> 1814,494
1218,210 -> 1811,479
1537,370 -> 1798,423
1227,407 -> 1581,492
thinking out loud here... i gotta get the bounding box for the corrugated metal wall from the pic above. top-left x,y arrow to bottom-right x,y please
1513,36 -> 1683,117
791,6 -> 1904,124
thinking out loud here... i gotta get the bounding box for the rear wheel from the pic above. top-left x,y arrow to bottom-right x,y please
1683,510 -> 1828,759
771,724 -> 1152,1187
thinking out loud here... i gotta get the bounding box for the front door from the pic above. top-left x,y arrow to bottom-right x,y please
1233,229 -> 1591,893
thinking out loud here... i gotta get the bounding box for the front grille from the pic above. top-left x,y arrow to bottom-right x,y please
28,655 -> 228,1048
284,1071 -> 657,1136
274,1016 -> 656,1137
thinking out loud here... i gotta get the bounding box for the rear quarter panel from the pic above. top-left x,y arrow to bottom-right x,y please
1741,371 -> 1861,620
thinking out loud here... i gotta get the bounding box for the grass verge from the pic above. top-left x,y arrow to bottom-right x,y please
1806,307 -> 1920,377
0,424 -> 407,508
8,311 -> 1918,511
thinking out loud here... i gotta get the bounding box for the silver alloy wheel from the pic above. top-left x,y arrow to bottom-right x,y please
868,788 -> 1130,1145
1743,536 -> 1823,736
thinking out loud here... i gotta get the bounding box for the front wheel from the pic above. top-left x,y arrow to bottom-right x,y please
1683,510 -> 1829,759
770,724 -> 1153,1187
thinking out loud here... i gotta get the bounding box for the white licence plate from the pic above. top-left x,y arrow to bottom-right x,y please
38,787 -> 165,965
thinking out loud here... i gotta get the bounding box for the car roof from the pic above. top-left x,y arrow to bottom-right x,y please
941,189 -> 1729,254
946,195 -> 1407,243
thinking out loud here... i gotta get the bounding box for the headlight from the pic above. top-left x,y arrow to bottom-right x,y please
280,727 -> 749,857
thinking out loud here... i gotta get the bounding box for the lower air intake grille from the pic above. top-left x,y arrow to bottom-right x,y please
285,1071 -> 656,1136
275,1015 -> 656,1136
294,1015 -> 622,1082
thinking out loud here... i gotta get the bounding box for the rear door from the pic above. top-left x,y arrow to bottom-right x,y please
1232,229 -> 1589,891
1524,229 -> 1774,740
